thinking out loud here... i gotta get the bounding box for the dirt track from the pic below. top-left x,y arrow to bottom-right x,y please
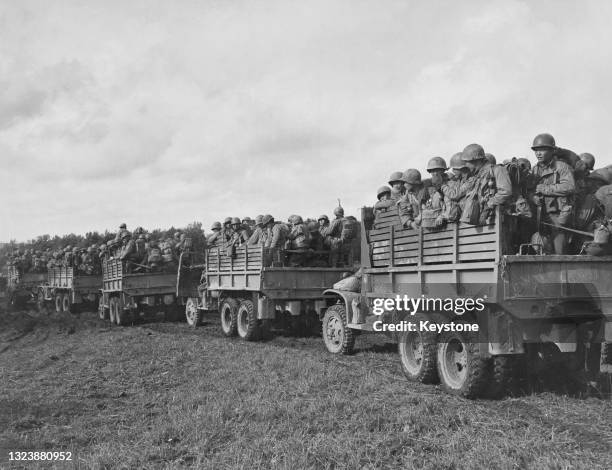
1,307 -> 611,469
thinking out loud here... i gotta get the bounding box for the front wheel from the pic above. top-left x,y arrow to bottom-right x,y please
185,298 -> 201,328
220,298 -> 239,337
55,293 -> 63,313
62,293 -> 72,314
398,314 -> 439,384
115,296 -> 128,326
109,297 -> 117,324
322,304 -> 355,355
437,330 -> 489,399
236,299 -> 259,341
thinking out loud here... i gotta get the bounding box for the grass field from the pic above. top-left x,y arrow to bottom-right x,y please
0,308 -> 611,469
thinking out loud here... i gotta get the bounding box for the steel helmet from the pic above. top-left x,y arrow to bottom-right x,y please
242,216 -> 252,223
449,152 -> 467,170
484,153 -> 496,165
224,217 -> 232,224
211,221 -> 222,230
402,169 -> 422,185
231,217 -> 241,225
426,157 -> 448,172
517,157 -> 532,171
119,223 -> 127,229
262,214 -> 274,225
531,133 -> 556,150
255,215 -> 264,227
461,143 -> 485,161
318,214 -> 329,222
333,206 -> 344,217
580,153 -> 595,170
388,171 -> 405,185
376,185 -> 392,199
293,215 -> 304,224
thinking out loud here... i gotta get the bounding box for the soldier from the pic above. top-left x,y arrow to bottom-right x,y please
320,206 -> 345,267
388,171 -> 406,201
425,156 -> 449,210
461,143 -> 512,224
287,215 -> 310,266
528,133 -> 576,254
119,232 -> 138,272
207,222 -> 223,247
248,215 -> 266,245
485,153 -> 497,165
439,152 -> 474,222
229,217 -> 250,246
398,169 -> 429,228
114,223 -> 128,243
373,186 -> 392,216
221,217 -> 234,243
580,153 -> 595,173
263,215 -> 289,249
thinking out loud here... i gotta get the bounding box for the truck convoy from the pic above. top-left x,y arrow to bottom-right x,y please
37,267 -> 101,313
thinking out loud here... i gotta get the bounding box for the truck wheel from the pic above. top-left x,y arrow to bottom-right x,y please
115,297 -> 127,326
109,297 -> 117,324
437,330 -> 489,399
55,293 -> 63,313
398,317 -> 439,384
485,356 -> 520,399
98,296 -> 108,320
220,298 -> 239,337
185,298 -> 201,328
237,299 -> 259,341
37,290 -> 47,314
322,304 -> 355,355
62,293 -> 72,314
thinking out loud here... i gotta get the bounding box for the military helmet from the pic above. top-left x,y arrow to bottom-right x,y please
242,217 -> 252,223
119,223 -> 127,229
139,234 -> 146,240
580,152 -> 595,170
318,214 -> 329,222
461,143 -> 485,161
231,217 -> 241,225
426,157 -> 448,172
292,215 -> 304,224
211,221 -> 222,230
402,169 -> 422,185
449,152 -> 467,170
376,185 -> 392,199
531,133 -> 556,150
333,206 -> 344,217
262,214 -> 274,225
484,153 -> 496,165
224,217 -> 232,224
388,171 -> 405,185
254,215 -> 264,227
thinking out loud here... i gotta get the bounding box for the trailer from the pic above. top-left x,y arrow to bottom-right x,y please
37,267 -> 102,314
99,253 -> 202,325
5,266 -> 47,310
188,245 -> 348,339
322,207 -> 612,398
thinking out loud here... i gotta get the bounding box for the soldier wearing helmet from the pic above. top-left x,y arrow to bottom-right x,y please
579,153 -> 595,172
319,205 -> 346,267
287,215 -> 310,266
425,157 -> 450,212
262,215 -> 289,249
461,143 -> 512,221
229,217 -> 250,246
484,153 -> 497,166
388,171 -> 406,201
528,134 -> 575,254
248,215 -> 266,245
397,169 -> 429,228
437,152 -> 476,223
119,231 -> 139,272
207,222 -> 223,247
221,217 -> 234,243
373,186 -> 393,218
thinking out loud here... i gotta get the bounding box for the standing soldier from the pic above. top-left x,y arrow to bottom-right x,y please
439,152 -> 474,222
528,134 -> 576,254
287,215 -> 310,266
221,217 -> 234,243
247,215 -> 266,245
320,206 -> 345,267
398,169 -> 429,228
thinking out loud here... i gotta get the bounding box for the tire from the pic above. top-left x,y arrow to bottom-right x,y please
398,315 -> 439,384
55,293 -> 63,313
236,299 -> 259,341
62,293 -> 72,314
98,296 -> 108,320
220,298 -> 239,337
115,296 -> 128,326
322,304 -> 355,355
185,298 -> 201,328
437,330 -> 489,399
109,297 -> 117,324
485,356 -> 520,399
37,290 -> 47,314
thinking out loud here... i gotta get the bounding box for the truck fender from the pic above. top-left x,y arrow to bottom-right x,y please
322,289 -> 367,324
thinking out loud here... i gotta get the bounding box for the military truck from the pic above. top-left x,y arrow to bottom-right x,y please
187,245 -> 348,340
37,267 -> 102,314
5,266 -> 47,310
99,252 -> 202,325
322,208 -> 612,398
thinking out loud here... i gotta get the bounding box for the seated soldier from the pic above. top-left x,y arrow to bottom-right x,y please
247,216 -> 266,245
398,169 -> 429,229
207,222 -> 223,248
287,215 -> 310,266
373,186 -> 393,223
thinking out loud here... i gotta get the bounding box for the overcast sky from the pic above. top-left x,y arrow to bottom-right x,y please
1,0 -> 611,241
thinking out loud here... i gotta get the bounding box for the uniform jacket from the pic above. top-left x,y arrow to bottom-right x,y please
529,158 -> 575,213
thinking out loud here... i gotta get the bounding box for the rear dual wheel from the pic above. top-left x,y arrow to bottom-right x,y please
398,314 -> 439,384
220,298 -> 239,337
109,296 -> 128,325
236,299 -> 259,341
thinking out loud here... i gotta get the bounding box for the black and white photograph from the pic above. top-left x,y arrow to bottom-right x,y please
1,0 -> 611,468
